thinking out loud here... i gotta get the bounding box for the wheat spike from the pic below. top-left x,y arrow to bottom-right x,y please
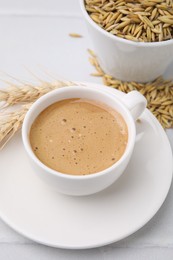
0,80 -> 76,107
0,79 -> 78,149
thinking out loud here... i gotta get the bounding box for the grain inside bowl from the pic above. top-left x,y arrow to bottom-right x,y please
85,0 -> 173,42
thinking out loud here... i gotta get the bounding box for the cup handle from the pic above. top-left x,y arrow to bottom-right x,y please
121,91 -> 147,121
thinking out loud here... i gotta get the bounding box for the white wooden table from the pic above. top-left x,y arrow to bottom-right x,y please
0,0 -> 173,259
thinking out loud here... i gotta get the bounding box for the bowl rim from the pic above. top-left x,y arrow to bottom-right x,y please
22,85 -> 136,180
79,0 -> 173,48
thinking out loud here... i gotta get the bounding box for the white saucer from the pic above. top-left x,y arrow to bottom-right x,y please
0,83 -> 172,249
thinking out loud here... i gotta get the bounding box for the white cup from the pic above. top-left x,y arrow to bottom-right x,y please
80,0 -> 173,83
22,86 -> 146,196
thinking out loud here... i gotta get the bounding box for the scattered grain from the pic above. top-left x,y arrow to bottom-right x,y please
88,49 -> 173,128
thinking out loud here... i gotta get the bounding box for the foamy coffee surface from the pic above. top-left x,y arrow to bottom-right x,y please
30,98 -> 128,175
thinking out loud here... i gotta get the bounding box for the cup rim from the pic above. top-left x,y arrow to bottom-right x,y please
22,86 -> 136,180
79,0 -> 173,48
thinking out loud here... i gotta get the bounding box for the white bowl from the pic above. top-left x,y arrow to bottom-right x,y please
22,86 -> 146,196
80,0 -> 173,83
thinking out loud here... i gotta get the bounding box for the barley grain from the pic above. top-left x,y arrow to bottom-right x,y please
69,33 -> 83,38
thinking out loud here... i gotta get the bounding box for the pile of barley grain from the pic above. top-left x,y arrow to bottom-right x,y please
88,49 -> 173,128
85,0 -> 173,42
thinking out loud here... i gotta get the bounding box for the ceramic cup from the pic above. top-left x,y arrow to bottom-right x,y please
80,0 -> 173,83
22,86 -> 147,196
